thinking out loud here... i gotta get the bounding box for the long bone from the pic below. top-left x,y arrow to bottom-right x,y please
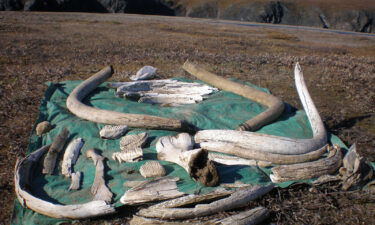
14,145 -> 115,219
182,60 -> 284,131
194,63 -> 327,155
137,184 -> 274,219
270,144 -> 342,183
86,149 -> 113,203
201,142 -> 328,165
66,66 -> 193,131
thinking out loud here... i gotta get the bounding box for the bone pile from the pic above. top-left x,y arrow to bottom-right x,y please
108,78 -> 218,106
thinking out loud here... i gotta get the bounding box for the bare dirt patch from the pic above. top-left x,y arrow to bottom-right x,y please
0,11 -> 374,224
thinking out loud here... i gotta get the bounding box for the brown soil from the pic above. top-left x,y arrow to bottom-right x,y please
0,11 -> 374,224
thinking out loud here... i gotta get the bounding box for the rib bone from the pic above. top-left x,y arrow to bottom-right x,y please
182,60 -> 284,131
66,66 -> 193,131
14,145 -> 115,219
156,134 -> 219,186
194,63 -> 327,155
86,149 -> 113,203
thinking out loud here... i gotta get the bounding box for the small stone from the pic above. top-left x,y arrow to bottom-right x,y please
35,121 -> 52,136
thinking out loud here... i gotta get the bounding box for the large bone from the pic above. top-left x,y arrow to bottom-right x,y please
130,207 -> 269,225
201,142 -> 328,165
208,152 -> 272,167
14,145 -> 115,219
270,145 -> 342,183
66,66 -> 193,131
120,177 -> 185,205
86,149 -> 113,203
42,128 -> 69,174
194,63 -> 327,155
61,137 -> 84,177
138,184 -> 274,219
182,60 -> 284,131
113,79 -> 218,105
156,133 -> 219,187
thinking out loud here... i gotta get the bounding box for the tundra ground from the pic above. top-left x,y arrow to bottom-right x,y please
0,12 -> 374,224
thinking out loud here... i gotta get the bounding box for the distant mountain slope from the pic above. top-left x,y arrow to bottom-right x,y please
1,0 -> 374,33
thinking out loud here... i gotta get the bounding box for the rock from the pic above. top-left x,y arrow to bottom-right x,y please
0,0 -> 22,11
35,121 -> 52,136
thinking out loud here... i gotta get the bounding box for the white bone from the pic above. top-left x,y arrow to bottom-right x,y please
62,138 -> 84,177
14,145 -> 115,219
194,63 -> 327,155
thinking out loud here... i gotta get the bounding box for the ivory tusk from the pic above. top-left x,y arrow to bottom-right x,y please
130,207 -> 269,225
137,184 -> 274,219
14,145 -> 115,219
194,63 -> 327,155
270,145 -> 342,183
182,60 -> 284,131
66,66 -> 193,131
201,142 -> 328,165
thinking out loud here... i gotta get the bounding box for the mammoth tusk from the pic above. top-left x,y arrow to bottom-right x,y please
201,142 -> 328,165
86,149 -> 113,203
194,63 -> 327,155
137,184 -> 274,220
66,66 -> 193,131
208,152 -> 272,167
156,133 -> 219,187
14,145 -> 115,219
182,60 -> 284,131
270,144 -> 342,183
130,207 -> 269,225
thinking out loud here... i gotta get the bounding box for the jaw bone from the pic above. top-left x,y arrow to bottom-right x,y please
14,145 -> 115,219
156,133 -> 219,187
194,63 -> 327,156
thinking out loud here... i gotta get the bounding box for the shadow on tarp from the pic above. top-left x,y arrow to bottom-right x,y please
12,78 -> 350,225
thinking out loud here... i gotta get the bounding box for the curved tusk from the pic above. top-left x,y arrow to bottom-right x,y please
270,144 -> 342,183
66,66 -> 193,131
200,142 -> 328,165
194,63 -> 327,155
182,60 -> 284,131
14,145 -> 115,219
137,184 -> 274,219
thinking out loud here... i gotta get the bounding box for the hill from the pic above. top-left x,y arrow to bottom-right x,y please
1,0 -> 374,33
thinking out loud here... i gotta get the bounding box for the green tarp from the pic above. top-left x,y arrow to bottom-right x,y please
12,78 -> 347,225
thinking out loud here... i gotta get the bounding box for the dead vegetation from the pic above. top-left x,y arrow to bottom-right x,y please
0,11 -> 374,224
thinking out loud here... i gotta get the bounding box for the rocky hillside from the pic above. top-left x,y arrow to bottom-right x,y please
1,0 -> 374,32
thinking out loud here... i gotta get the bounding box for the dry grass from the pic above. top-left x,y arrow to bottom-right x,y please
0,11 -> 374,224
